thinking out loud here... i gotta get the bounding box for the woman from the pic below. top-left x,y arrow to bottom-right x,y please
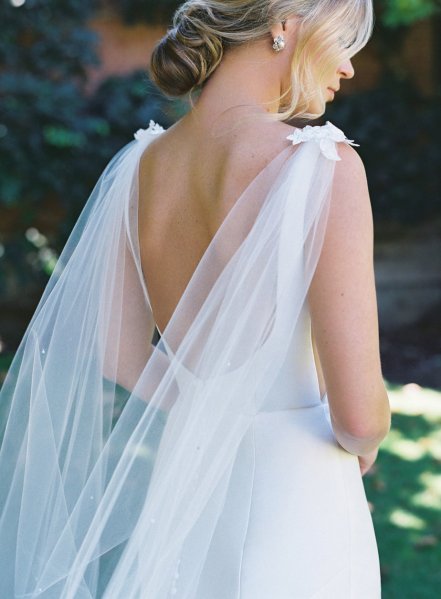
0,0 -> 391,597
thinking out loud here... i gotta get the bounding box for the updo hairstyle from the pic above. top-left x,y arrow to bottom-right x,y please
150,0 -> 373,121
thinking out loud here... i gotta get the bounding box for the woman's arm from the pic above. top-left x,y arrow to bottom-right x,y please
308,143 -> 391,457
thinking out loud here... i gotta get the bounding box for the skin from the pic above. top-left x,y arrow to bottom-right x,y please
139,16 -> 391,475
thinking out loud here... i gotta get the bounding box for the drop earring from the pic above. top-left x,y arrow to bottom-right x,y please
272,34 -> 285,52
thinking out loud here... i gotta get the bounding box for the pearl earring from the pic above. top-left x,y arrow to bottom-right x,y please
272,34 -> 286,52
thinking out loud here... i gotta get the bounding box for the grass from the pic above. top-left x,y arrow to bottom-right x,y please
366,381 -> 441,598
0,353 -> 440,595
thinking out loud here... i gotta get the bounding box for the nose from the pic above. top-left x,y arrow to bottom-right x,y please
338,58 -> 355,80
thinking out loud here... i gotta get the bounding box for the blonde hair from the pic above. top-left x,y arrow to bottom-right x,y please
149,0 -> 374,122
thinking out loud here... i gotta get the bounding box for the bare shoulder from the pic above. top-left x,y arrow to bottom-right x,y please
329,143 -> 372,235
333,143 -> 369,199
313,141 -> 373,282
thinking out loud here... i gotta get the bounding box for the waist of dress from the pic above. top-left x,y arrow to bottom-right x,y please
256,401 -> 327,415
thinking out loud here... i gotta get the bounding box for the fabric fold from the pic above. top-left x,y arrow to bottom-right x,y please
0,118 -> 351,598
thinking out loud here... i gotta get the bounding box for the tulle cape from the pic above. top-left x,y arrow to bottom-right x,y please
0,119 -> 356,598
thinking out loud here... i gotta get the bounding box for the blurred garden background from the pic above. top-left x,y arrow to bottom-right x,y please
0,0 -> 440,596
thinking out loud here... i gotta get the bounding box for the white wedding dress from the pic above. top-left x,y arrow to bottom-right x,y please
141,121 -> 382,598
0,118 -> 381,598
187,305 -> 381,598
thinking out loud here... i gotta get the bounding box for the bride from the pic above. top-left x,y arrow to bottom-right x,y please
0,0 -> 391,597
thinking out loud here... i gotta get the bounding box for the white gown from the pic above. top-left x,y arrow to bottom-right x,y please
154,119 -> 382,598
160,302 -> 381,599
0,119 -> 382,599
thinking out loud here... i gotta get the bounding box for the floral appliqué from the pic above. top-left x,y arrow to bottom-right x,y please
286,120 -> 359,161
134,119 -> 165,141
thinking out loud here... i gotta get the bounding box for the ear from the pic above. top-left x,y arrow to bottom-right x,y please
270,16 -> 300,41
270,21 -> 285,41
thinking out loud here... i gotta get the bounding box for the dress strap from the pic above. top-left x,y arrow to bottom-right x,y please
286,120 -> 359,161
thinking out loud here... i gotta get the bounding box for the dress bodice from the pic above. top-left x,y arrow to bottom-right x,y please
256,303 -> 322,411
158,300 -> 323,413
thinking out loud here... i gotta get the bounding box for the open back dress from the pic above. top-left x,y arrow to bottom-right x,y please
0,119 -> 381,598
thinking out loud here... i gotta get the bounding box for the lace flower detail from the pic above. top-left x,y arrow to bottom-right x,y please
134,119 -> 165,141
286,120 -> 359,161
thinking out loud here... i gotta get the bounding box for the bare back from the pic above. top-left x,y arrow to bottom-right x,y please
138,117 -> 295,335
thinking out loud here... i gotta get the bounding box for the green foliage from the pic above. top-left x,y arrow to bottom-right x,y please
0,0 -> 174,308
376,0 -> 441,28
107,0 -> 181,25
325,79 -> 441,224
88,72 -> 169,142
0,0 -> 100,211
0,0 -> 100,77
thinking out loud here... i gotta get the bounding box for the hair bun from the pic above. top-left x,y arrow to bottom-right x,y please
150,9 -> 224,97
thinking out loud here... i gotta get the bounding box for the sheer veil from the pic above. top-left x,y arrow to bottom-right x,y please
0,118 -> 358,598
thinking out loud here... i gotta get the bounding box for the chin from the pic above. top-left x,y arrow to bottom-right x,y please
305,99 -> 326,120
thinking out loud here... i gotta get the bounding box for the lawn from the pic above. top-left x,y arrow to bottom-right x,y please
365,381 -> 441,597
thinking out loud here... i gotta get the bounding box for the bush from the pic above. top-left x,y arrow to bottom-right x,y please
0,1 -> 174,313
106,0 -> 181,25
325,79 -> 441,224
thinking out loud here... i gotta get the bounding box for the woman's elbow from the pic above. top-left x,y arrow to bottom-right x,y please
330,385 -> 391,455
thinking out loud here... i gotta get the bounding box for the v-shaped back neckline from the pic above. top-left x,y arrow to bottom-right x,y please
135,117 -> 359,374
141,128 -> 302,342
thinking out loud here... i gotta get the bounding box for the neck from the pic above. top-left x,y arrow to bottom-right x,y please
187,41 -> 287,131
